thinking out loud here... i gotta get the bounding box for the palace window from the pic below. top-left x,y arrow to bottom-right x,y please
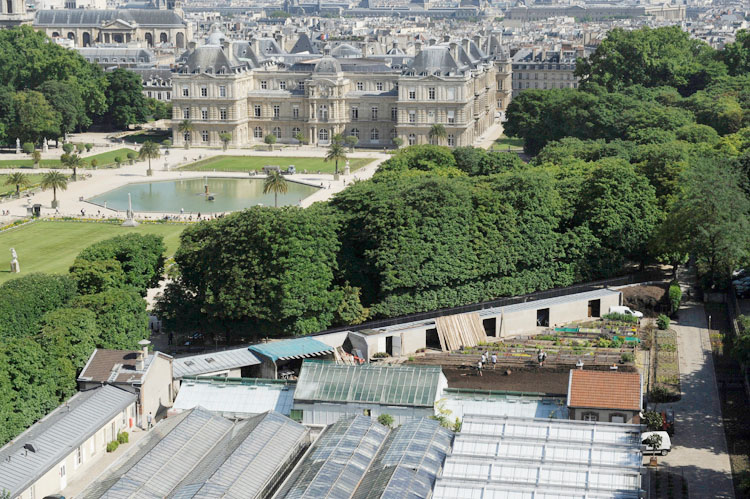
319,105 -> 328,120
182,86 -> 189,97
351,106 -> 358,121
356,81 -> 364,91
376,82 -> 383,91
279,81 -> 286,90
272,127 -> 281,138
219,85 -> 226,97
292,106 -> 299,119
260,80 -> 267,90
408,88 -> 416,100
182,108 -> 190,119
371,107 -> 378,120
219,108 -> 227,120
292,127 -> 301,136
273,105 -> 280,118
201,130 -> 209,142
298,80 -> 305,92
319,128 -> 329,141
428,87 -> 435,100
370,128 -> 379,141
254,127 -> 263,138
201,108 -> 208,120
350,128 -> 359,138
391,107 -> 397,121
390,129 -> 397,139
254,105 -> 261,117
200,86 -> 207,97
408,133 -> 416,145
408,111 -> 415,124
447,110 -> 455,124
447,87 -> 455,100
447,134 -> 455,147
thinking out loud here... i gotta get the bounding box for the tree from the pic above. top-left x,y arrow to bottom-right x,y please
294,131 -> 306,147
377,413 -> 394,428
262,170 -> 288,208
721,29 -> 750,76
4,172 -> 30,197
31,149 -> 41,168
72,287 -> 150,349
138,140 -> 160,176
90,158 -> 98,169
642,410 -> 664,431
60,152 -> 84,181
344,135 -> 358,152
264,133 -> 277,151
9,90 -> 60,144
69,258 -> 127,295
219,132 -> 232,151
75,233 -> 166,296
39,80 -> 89,138
62,142 -> 74,154
428,123 -> 447,145
22,142 -> 33,154
127,151 -> 136,164
178,120 -> 193,149
40,170 -> 67,208
392,137 -> 403,149
101,69 -> 148,129
661,157 -> 750,288
161,205 -> 343,339
575,26 -> 725,95
325,140 -> 347,176
0,273 -> 77,340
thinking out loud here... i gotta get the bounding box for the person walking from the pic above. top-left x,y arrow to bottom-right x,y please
147,412 -> 153,430
491,352 -> 497,369
477,359 -> 483,377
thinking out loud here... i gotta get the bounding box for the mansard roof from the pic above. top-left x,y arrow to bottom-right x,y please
34,9 -> 186,27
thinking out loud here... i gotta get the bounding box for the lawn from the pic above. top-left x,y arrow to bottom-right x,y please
0,221 -> 186,284
179,155 -> 374,174
489,135 -> 525,151
0,148 -> 138,169
0,174 -> 45,196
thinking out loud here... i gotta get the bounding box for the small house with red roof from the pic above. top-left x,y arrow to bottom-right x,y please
567,369 -> 642,424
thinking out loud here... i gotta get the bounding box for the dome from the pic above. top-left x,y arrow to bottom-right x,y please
206,25 -> 226,46
331,43 -> 361,58
314,56 -> 342,73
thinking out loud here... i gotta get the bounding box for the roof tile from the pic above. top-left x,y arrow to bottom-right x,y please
567,370 -> 642,411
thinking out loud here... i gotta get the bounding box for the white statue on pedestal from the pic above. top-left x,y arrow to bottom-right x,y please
122,193 -> 139,227
344,159 -> 350,176
10,248 -> 19,273
15,138 -> 20,154
43,138 -> 48,153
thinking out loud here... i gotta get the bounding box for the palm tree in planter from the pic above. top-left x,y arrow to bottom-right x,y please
178,120 -> 194,149
428,124 -> 447,146
294,132 -> 306,148
219,132 -> 232,151
139,141 -> 160,176
262,170 -> 288,208
31,150 -> 41,169
325,140 -> 347,177
61,153 -> 84,181
41,171 -> 68,209
5,172 -> 31,198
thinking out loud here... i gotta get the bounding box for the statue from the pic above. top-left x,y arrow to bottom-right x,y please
344,159 -> 350,176
121,193 -> 139,227
10,248 -> 19,273
43,138 -> 48,153
15,138 -> 20,154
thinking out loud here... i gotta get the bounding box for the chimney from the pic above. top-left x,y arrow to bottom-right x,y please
473,34 -> 481,47
415,41 -> 422,53
443,34 -> 450,42
137,339 -> 151,371
461,38 -> 471,55
449,42 -> 459,62
222,39 -> 231,52
428,38 -> 436,46
188,41 -> 196,51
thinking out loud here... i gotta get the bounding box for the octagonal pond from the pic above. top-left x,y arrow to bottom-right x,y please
87,177 -> 319,213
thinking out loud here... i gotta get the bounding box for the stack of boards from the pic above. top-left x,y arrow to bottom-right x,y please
435,312 -> 487,352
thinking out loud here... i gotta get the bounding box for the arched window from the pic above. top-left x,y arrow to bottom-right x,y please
370,128 -> 379,141
350,128 -> 359,139
160,32 -> 168,44
292,127 -> 301,136
272,127 -> 281,138
319,128 -> 329,141
318,105 -> 328,120
254,127 -> 263,138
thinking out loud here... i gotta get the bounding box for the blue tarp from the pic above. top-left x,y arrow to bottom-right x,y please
248,337 -> 334,361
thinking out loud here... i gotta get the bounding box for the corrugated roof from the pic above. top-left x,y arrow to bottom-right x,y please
248,338 -> 333,362
567,370 -> 642,411
172,348 -> 260,378
173,378 -> 294,416
353,418 -> 453,499
0,386 -> 136,497
433,414 -> 644,498
274,415 -> 389,498
294,360 -> 443,407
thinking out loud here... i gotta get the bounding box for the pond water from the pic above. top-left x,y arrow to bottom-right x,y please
87,177 -> 319,213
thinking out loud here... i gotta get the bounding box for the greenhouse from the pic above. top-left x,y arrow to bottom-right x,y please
274,415 -> 390,498
432,414 -> 645,499
292,360 -> 447,426
352,418 -> 454,499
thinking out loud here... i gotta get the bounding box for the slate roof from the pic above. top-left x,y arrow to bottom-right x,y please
34,9 -> 186,27
0,386 -> 137,497
290,33 -> 318,54
248,337 -> 333,362
294,360 -> 444,407
172,347 -> 260,378
407,45 -> 459,74
567,370 -> 642,411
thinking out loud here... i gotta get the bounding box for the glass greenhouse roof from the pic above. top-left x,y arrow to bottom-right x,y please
294,360 -> 443,407
275,415 -> 389,499
353,418 -> 454,499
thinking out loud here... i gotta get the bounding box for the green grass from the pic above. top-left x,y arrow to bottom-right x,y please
179,155 -> 374,174
0,148 -> 138,169
489,135 -> 525,151
0,174 -> 45,196
0,221 -> 186,284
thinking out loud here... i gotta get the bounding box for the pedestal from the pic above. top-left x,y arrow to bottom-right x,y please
10,260 -> 19,273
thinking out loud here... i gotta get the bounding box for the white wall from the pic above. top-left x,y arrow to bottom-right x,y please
296,402 -> 432,427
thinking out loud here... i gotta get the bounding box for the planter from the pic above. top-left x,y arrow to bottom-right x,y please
147,169 -> 153,177
51,199 -> 59,209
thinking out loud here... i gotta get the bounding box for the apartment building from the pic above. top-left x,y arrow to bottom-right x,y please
511,47 -> 581,97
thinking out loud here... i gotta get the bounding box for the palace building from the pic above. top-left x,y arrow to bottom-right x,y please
170,30 -> 496,149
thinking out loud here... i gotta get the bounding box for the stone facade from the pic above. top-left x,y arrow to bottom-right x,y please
0,0 -> 32,28
171,36 -> 496,149
511,48 -> 580,97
